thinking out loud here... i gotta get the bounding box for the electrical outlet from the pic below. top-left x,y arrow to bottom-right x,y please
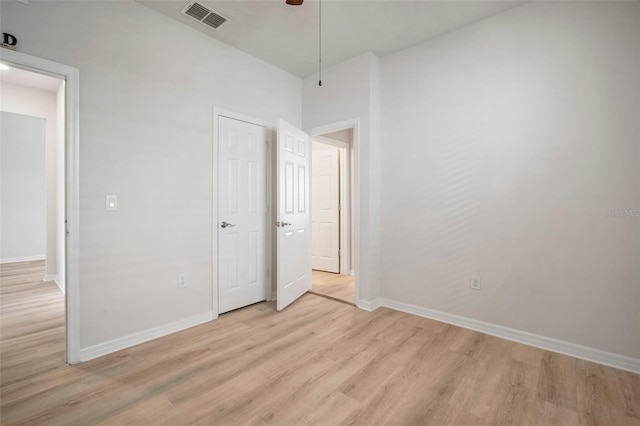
470,275 -> 481,291
178,273 -> 188,289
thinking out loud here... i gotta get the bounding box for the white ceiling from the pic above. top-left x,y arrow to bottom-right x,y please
141,0 -> 525,77
0,65 -> 63,92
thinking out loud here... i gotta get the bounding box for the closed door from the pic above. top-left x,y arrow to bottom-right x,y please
276,119 -> 311,311
218,116 -> 267,314
311,143 -> 340,273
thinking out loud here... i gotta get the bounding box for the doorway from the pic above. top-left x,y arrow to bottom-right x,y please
0,63 -> 66,361
0,50 -> 80,363
309,126 -> 356,305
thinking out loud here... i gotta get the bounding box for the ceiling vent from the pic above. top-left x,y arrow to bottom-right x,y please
181,1 -> 229,30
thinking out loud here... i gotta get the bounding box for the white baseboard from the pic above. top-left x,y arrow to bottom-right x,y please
378,298 -> 640,374
43,274 -> 64,294
0,255 -> 45,265
357,298 -> 381,312
80,311 -> 214,362
271,291 -> 277,301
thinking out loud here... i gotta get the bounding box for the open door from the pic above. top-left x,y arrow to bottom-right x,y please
276,119 -> 311,311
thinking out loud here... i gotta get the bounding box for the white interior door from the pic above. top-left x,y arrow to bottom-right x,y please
276,119 -> 311,311
218,116 -> 267,314
312,142 -> 340,273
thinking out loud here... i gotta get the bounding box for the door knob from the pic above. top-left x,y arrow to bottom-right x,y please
220,221 -> 235,229
275,221 -> 292,227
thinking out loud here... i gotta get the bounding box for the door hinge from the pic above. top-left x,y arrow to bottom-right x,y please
265,140 -> 269,150
338,249 -> 341,257
338,203 -> 341,211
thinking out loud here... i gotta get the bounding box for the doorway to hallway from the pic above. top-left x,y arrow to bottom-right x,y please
0,49 -> 79,363
309,127 -> 355,305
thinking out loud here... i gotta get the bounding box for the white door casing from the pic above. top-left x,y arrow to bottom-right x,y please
0,49 -> 81,364
276,119 -> 311,311
311,143 -> 340,273
218,116 -> 267,314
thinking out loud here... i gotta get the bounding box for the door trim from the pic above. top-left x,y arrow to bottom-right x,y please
212,108 -> 272,317
307,119 -> 361,306
312,136 -> 350,275
0,50 -> 81,364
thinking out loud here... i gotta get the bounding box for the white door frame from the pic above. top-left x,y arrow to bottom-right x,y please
212,108 -> 273,317
312,136 -> 351,275
0,50 -> 81,364
307,119 -> 361,305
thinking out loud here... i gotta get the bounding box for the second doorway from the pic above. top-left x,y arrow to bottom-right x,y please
310,129 -> 354,305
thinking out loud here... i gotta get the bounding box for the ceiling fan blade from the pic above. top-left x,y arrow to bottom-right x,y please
286,0 -> 304,5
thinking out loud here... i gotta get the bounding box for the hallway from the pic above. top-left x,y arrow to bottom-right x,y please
0,260 -> 65,390
310,271 -> 355,305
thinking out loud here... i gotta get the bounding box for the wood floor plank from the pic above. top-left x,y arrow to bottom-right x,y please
448,336 -> 515,419
484,359 -> 538,426
577,359 -> 630,426
537,351 -> 579,410
296,391 -> 360,426
534,398 -> 580,426
610,366 -> 640,419
259,352 -> 372,425
1,260 -> 638,425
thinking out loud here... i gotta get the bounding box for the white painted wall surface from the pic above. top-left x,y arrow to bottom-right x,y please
0,112 -> 46,261
381,1 -> 640,358
302,52 -> 381,302
0,82 -> 61,275
1,0 -> 301,350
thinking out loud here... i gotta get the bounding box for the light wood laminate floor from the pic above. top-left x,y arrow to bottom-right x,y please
311,270 -> 355,305
1,261 -> 639,425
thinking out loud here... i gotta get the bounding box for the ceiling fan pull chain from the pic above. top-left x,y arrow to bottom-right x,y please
319,0 -> 322,87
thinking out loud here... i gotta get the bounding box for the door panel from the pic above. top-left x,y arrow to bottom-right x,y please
311,143 -> 340,273
276,119 -> 311,311
218,116 -> 267,314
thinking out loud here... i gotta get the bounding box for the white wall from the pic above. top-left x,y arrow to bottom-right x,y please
381,1 -> 640,358
1,0 -> 301,350
0,82 -> 61,273
302,52 -> 381,302
0,112 -> 46,261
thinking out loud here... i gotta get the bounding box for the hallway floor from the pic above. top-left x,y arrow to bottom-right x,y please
310,270 -> 355,305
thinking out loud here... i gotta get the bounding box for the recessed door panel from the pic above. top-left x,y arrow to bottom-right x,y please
297,165 -> 306,213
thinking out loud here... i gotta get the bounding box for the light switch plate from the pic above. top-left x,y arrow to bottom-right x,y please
105,194 -> 118,211
470,274 -> 481,291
